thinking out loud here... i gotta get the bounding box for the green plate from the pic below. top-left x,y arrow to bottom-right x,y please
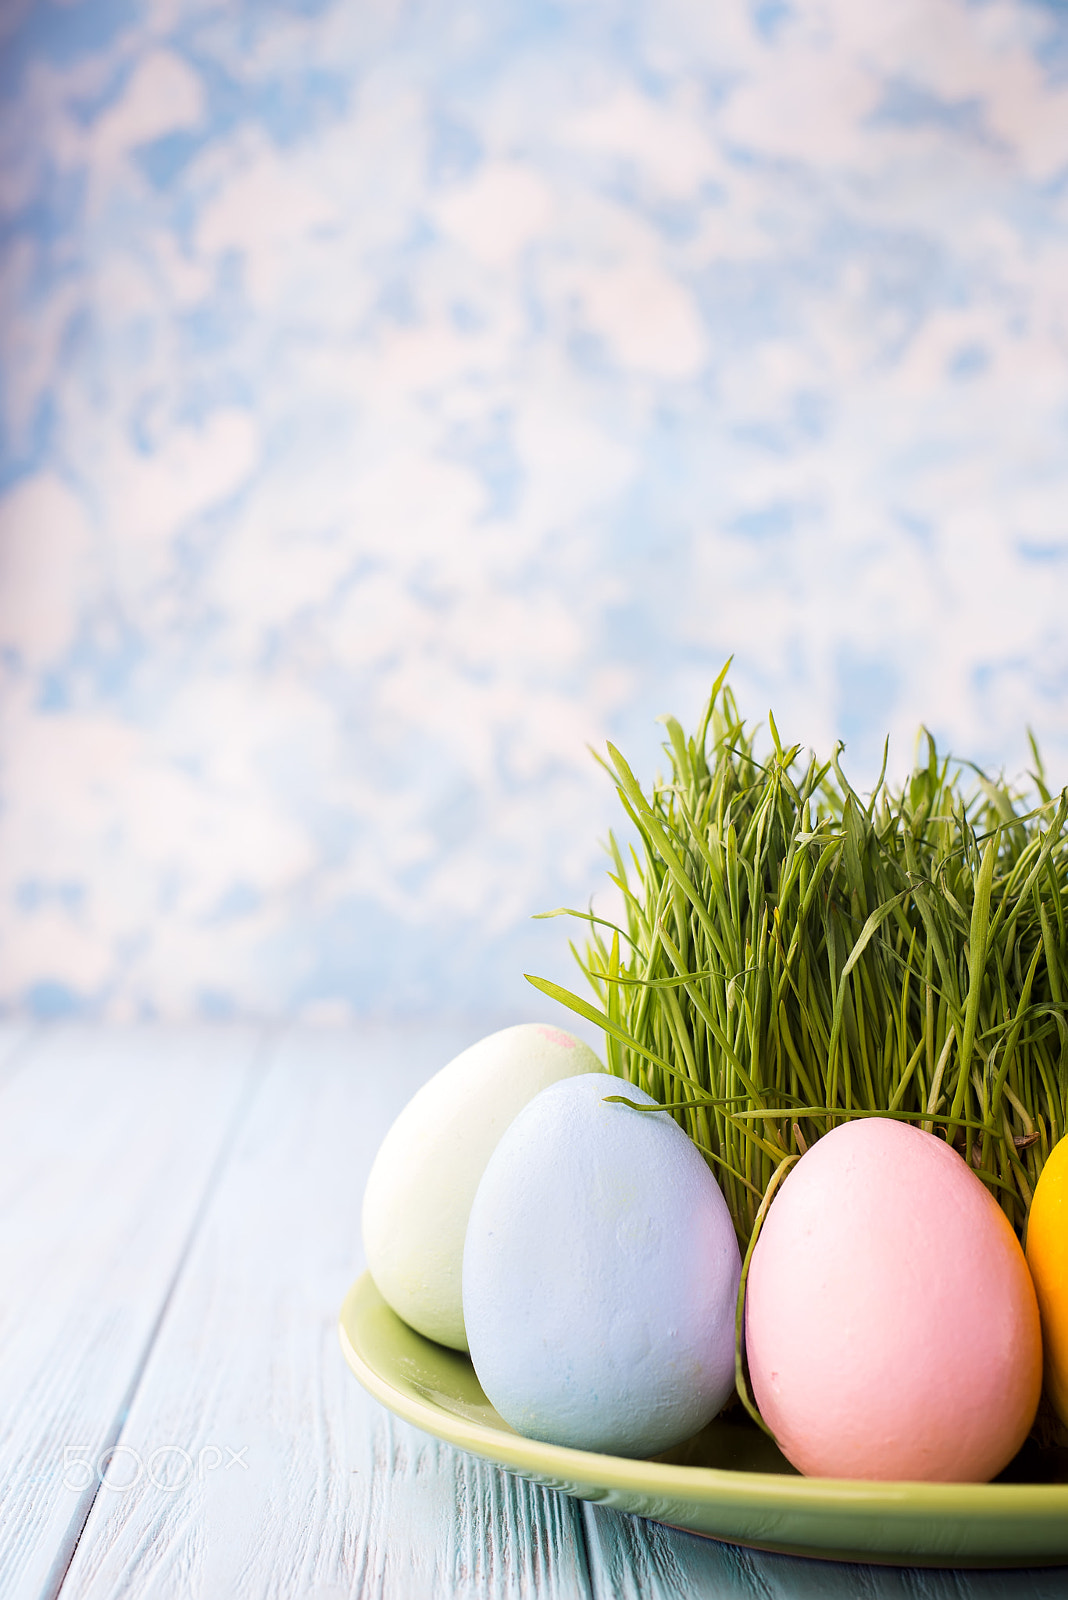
339,1273 -> 1068,1568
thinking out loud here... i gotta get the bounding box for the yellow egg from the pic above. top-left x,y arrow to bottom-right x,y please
1026,1134 -> 1068,1426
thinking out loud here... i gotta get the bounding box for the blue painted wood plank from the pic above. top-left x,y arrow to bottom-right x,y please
0,1026 -> 261,1600
60,1025 -> 595,1599
582,1499 -> 1068,1598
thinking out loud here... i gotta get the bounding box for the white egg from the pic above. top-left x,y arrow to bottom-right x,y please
362,1023 -> 604,1350
462,1073 -> 742,1457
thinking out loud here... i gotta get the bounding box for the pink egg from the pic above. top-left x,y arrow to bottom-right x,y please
745,1117 -> 1042,1481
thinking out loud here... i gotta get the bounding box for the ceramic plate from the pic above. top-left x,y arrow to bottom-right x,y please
339,1273 -> 1068,1568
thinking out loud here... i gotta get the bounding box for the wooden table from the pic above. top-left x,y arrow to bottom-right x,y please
1,1023 -> 1065,1599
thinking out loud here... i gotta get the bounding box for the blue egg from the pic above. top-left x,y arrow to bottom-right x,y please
461,1073 -> 742,1458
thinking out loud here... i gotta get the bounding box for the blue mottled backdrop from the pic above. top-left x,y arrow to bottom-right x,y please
1,0 -> 1068,1021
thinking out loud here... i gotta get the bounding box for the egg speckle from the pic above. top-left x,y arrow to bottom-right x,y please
362,1024 -> 603,1350
462,1073 -> 742,1457
745,1117 -> 1042,1481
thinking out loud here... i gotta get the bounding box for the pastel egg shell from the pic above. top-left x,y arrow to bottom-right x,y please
362,1023 -> 604,1351
462,1073 -> 742,1458
745,1117 -> 1042,1482
1024,1132 -> 1068,1428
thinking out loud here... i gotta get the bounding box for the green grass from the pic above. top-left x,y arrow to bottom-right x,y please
528,665 -> 1068,1247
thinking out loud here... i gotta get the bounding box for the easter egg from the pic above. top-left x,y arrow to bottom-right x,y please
1026,1134 -> 1068,1427
362,1023 -> 603,1351
745,1118 -> 1042,1481
462,1073 -> 742,1457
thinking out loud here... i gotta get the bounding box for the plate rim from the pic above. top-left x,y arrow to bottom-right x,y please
338,1271 -> 1068,1552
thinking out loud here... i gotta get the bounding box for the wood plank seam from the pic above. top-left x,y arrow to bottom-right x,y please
37,1032 -> 275,1600
52,1028 -> 602,1598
